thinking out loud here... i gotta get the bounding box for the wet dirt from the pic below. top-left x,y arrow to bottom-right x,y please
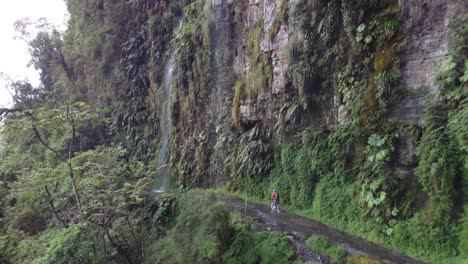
225,196 -> 423,264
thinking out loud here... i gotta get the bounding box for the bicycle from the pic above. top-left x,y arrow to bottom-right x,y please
271,201 -> 281,212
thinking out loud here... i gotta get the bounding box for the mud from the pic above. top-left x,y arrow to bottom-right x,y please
225,196 -> 423,264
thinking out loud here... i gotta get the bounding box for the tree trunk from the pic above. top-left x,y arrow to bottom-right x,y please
68,161 -> 84,221
44,185 -> 64,227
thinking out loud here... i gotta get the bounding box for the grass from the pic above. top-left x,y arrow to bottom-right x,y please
223,231 -> 298,264
306,235 -> 347,263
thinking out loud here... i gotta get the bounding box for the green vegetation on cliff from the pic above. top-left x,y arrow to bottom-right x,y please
0,0 -> 466,263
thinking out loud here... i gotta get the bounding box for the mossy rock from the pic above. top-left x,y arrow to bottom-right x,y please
360,84 -> 380,129
232,80 -> 246,124
373,50 -> 396,73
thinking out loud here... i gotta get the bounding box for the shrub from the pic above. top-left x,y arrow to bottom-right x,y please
12,225 -> 108,264
458,206 -> 468,260
312,172 -> 365,230
388,208 -> 459,262
145,191 -> 231,264
306,235 -> 347,263
223,231 -> 295,264
11,208 -> 46,236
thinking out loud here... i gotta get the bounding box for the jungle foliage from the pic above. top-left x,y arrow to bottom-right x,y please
0,0 -> 466,263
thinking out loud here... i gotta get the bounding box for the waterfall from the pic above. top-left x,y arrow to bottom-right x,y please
154,20 -> 182,192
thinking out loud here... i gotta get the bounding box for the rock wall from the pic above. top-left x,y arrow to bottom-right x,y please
391,0 -> 466,184
394,0 -> 467,124
230,0 -> 297,127
232,0 -> 467,126
237,0 -> 292,124
171,0 -> 465,188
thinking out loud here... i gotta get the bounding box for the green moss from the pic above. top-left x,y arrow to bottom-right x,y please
360,84 -> 380,129
269,20 -> 282,42
231,80 -> 246,125
245,23 -> 271,98
247,25 -> 263,63
373,50 -> 396,73
268,0 -> 289,41
245,55 -> 271,98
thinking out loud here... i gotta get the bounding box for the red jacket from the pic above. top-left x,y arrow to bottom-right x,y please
271,192 -> 280,201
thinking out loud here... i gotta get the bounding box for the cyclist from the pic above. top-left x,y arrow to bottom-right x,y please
271,189 -> 280,209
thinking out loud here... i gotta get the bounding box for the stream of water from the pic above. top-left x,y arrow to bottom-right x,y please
154,20 -> 183,192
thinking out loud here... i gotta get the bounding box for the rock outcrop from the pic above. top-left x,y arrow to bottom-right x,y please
395,0 -> 466,124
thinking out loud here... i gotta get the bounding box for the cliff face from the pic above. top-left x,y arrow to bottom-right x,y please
231,0 -> 467,124
396,0 -> 467,124
168,0 -> 466,187
165,2 -> 466,257
59,0 -> 466,260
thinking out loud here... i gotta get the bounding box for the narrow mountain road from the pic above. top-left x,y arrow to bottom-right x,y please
225,196 -> 423,264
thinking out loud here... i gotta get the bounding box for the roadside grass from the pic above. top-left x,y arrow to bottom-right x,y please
305,235 -> 347,263
223,231 -> 299,264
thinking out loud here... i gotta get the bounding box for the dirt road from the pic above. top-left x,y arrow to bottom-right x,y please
225,196 -> 423,264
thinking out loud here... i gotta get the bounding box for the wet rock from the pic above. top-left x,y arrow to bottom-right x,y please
395,0 -> 466,124
247,0 -> 262,27
264,0 -> 277,33
240,94 -> 270,122
392,96 -> 425,125
271,26 -> 289,94
399,0 -> 465,91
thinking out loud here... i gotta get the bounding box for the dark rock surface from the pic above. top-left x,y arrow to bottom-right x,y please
395,0 -> 466,124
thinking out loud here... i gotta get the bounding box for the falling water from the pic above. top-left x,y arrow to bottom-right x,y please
155,20 -> 183,192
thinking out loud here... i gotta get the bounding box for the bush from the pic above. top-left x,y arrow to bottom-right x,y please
11,208 -> 46,236
458,207 -> 468,260
12,225 -> 109,264
279,139 -> 316,209
268,165 -> 292,205
312,172 -> 363,228
306,235 -> 347,263
145,191 -> 231,264
387,207 -> 461,262
223,231 -> 295,264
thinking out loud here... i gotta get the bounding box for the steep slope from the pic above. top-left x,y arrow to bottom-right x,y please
61,0 -> 467,261
0,0 -> 466,263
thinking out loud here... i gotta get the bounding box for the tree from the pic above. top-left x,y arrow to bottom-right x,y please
14,18 -> 74,92
27,103 -> 103,221
0,73 -> 42,121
